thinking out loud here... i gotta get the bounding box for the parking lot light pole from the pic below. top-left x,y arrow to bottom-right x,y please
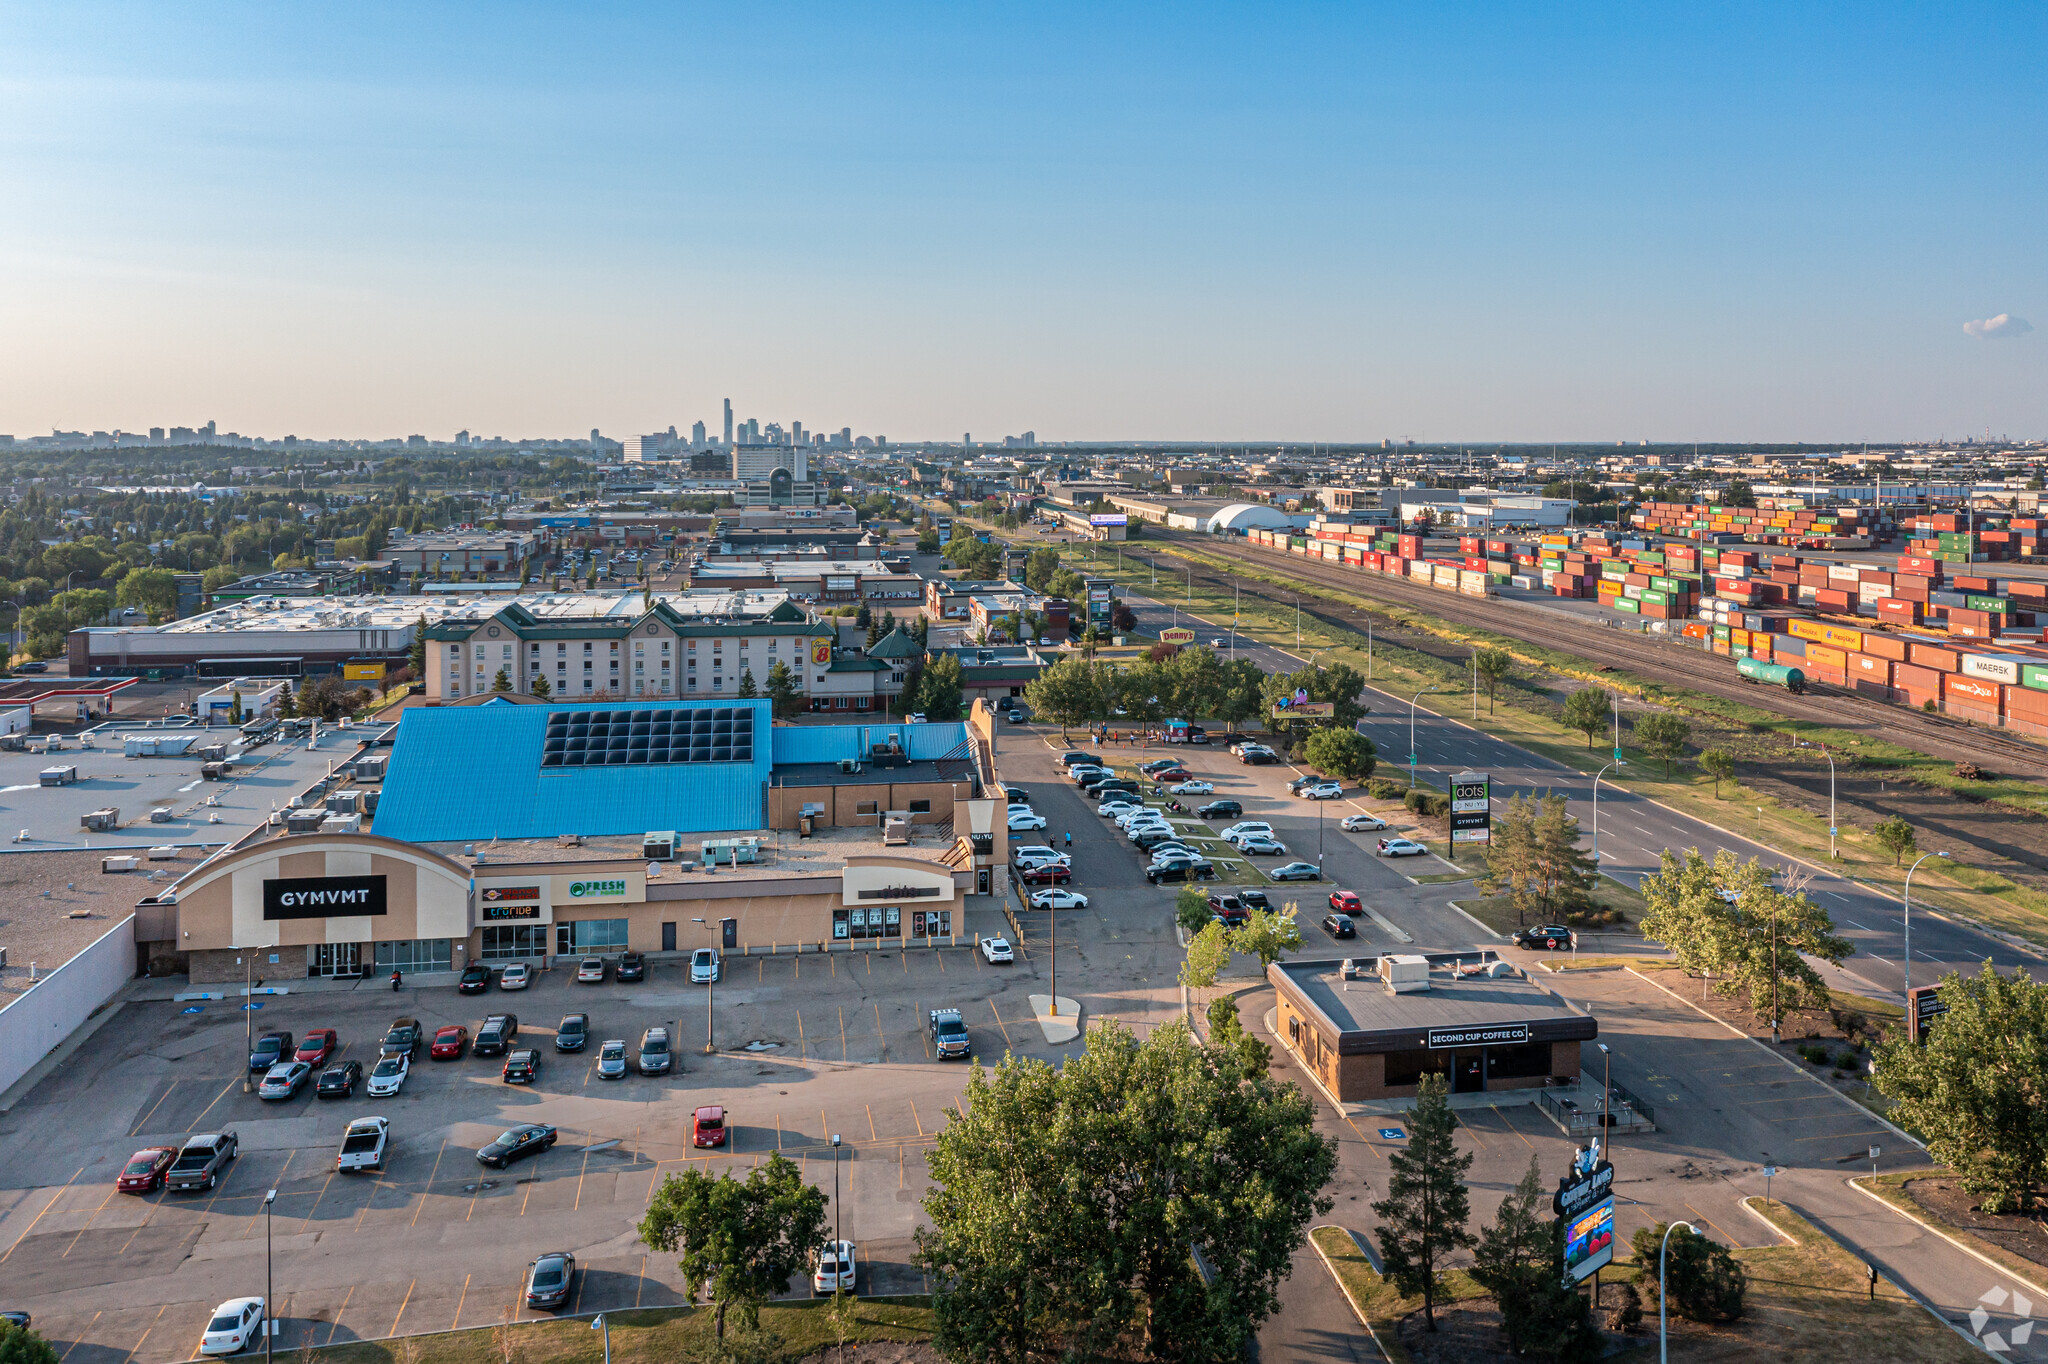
831,1133 -> 843,1270
1596,1042 -> 1612,1145
240,950 -> 255,1092
691,918 -> 714,1053
1903,851 -> 1951,995
1660,1221 -> 1697,1364
591,1316 -> 610,1364
263,1188 -> 276,1364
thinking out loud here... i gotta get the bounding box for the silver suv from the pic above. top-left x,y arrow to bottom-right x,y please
637,1025 -> 673,1075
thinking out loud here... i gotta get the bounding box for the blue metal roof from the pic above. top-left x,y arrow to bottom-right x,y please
374,699 -> 773,843
770,721 -> 970,766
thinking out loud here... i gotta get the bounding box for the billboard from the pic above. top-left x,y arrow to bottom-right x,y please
342,663 -> 387,682
1158,628 -> 1196,645
1449,771 -> 1491,845
1089,513 -> 1129,527
1563,1198 -> 1615,1284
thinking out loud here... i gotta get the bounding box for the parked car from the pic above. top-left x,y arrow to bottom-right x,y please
474,1014 -> 519,1057
502,1049 -> 541,1084
1019,862 -> 1071,886
1377,837 -> 1428,857
1329,891 -> 1363,915
1340,812 -> 1389,832
615,952 -> 647,982
1167,780 -> 1214,794
1145,841 -> 1200,861
294,1029 -> 338,1066
1058,751 -> 1104,768
1007,809 -> 1048,831
1197,800 -> 1243,820
1298,782 -> 1344,800
1097,798 -> 1141,818
166,1132 -> 238,1192
596,1040 -> 628,1080
575,957 -> 607,984
813,1239 -> 858,1296
1004,786 -> 1031,804
1146,766 -> 1192,783
1237,835 -> 1287,855
336,1116 -> 389,1173
928,1008 -> 971,1060
638,1026 -> 673,1075
1029,889 -> 1089,910
198,1298 -> 265,1356
555,1013 -> 590,1052
1269,861 -> 1322,881
1321,914 -> 1357,939
1145,856 -> 1216,884
458,963 -> 492,994
1513,925 -> 1575,952
247,1030 -> 294,1071
690,948 -> 721,983
258,1062 -> 313,1101
499,963 -> 532,990
316,1059 -> 363,1097
116,1146 -> 177,1194
524,1252 -> 576,1311
476,1123 -> 557,1167
379,1017 -> 422,1059
430,1025 -> 469,1059
979,936 -> 1015,964
366,1054 -> 410,1097
693,1105 -> 728,1147
1131,828 -> 1183,851
1219,820 -> 1273,842
1237,746 -> 1279,765
1207,895 -> 1251,926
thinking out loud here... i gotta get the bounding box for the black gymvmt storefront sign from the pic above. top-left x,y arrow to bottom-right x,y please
263,875 -> 388,921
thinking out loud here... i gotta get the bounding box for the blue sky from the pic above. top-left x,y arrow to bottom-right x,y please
0,3 -> 2040,442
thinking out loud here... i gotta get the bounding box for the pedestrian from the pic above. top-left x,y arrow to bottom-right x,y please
1064,831 -> 1072,849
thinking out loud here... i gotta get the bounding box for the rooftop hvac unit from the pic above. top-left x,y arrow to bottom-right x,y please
101,855 -> 140,874
320,813 -> 362,834
80,808 -> 121,832
147,845 -> 179,860
284,810 -> 327,833
1379,954 -> 1431,994
148,808 -> 174,823
643,831 -> 678,861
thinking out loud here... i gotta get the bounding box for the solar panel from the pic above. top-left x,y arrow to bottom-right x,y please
539,706 -> 755,769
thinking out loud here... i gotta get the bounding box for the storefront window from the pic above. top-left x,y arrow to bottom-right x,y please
556,919 -> 630,953
833,906 -> 901,941
374,939 -> 453,972
481,925 -> 549,959
909,910 -> 952,939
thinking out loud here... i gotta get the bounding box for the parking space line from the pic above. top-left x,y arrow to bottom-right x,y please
573,1138 -> 593,1212
186,1073 -> 243,1131
242,1151 -> 294,1236
989,1000 -> 1012,1047
520,1147 -> 547,1216
829,954 -> 837,979
410,1139 -> 449,1227
874,1003 -> 886,1060
59,1182 -> 120,1257
839,1007 -> 847,1061
452,1273 -> 471,1329
634,1255 -> 647,1308
123,1304 -> 167,1364
909,1099 -> 923,1137
325,1285 -> 354,1344
54,1311 -> 100,1362
775,1115 -> 783,1151
1495,1107 -> 1536,1152
796,1011 -> 805,1059
128,1080 -> 180,1137
1683,1200 -> 1737,1249
0,1166 -> 84,1264
298,1168 -> 337,1234
866,1105 -> 877,1143
389,1279 -> 417,1337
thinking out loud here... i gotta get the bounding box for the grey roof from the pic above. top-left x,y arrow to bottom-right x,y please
1275,954 -> 1596,1054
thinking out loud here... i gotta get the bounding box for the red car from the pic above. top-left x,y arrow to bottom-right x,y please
295,1029 -> 339,1066
430,1025 -> 469,1060
116,1146 -> 177,1193
692,1105 -> 727,1148
1328,891 -> 1362,915
1019,863 -> 1071,886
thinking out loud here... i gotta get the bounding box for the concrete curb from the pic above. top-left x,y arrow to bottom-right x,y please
1623,966 -> 1926,1152
1445,899 -> 1504,942
1745,1194 -> 1984,1352
1308,1226 -> 1397,1364
1849,1174 -> 2048,1304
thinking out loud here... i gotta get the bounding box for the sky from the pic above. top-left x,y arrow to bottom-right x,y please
0,3 -> 2041,444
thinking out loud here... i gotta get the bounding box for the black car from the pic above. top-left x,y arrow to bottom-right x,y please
525,1251 -> 576,1311
248,1030 -> 294,1071
1146,858 -> 1216,884
316,1059 -> 363,1098
1238,890 -> 1271,911
380,1017 -> 422,1059
554,1013 -> 589,1052
1513,925 -> 1575,951
0,1311 -> 30,1329
475,1013 -> 519,1057
1321,914 -> 1357,940
1059,751 -> 1104,768
458,963 -> 491,994
502,1049 -> 541,1084
13,662 -> 46,674
615,952 -> 646,982
1005,786 -> 1030,804
1197,800 -> 1243,820
476,1122 -> 557,1168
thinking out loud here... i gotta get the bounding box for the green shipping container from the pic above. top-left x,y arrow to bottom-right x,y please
1640,589 -> 1669,605
1712,624 -> 1731,640
1612,597 -> 1639,614
1966,595 -> 2010,614
2022,662 -> 2048,692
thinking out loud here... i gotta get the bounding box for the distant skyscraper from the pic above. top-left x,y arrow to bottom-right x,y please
692,420 -> 707,448
723,399 -> 733,447
792,420 -> 804,446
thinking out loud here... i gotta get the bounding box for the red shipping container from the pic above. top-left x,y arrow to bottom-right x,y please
2006,684 -> 2048,722
1861,632 -> 1908,661
1876,599 -> 1922,624
1893,661 -> 1941,704
1815,588 -> 1853,612
1909,641 -> 1960,672
1945,673 -> 2005,722
2011,581 -> 2048,602
1847,652 -> 1891,698
1954,575 -> 1994,593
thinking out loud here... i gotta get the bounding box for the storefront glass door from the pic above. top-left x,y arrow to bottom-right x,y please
310,943 -> 361,977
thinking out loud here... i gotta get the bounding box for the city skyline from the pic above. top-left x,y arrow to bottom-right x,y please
0,3 -> 2040,442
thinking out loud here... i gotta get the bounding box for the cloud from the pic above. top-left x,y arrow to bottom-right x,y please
1964,313 -> 2033,339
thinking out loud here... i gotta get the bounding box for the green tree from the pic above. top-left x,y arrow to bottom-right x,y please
1699,747 -> 1736,798
1175,886 -> 1213,935
1479,794 -> 1544,925
1474,648 -> 1515,715
1873,815 -> 1917,867
1722,480 -> 1758,508
1631,1223 -> 1746,1322
200,564 -> 241,593
764,660 -> 805,720
408,616 -> 427,677
854,602 -> 871,630
1215,658 -> 1266,732
1561,687 -> 1610,750
530,675 -> 552,699
490,666 -> 511,693
1638,849 -> 1853,1025
1530,793 -> 1599,918
1631,712 -> 1692,777
916,527 -> 941,554
914,1018 -> 1335,1363
1469,1157 -> 1603,1362
1874,962 -> 2048,1212
1371,1073 -> 1473,1333
914,652 -> 964,720
0,1322 -> 60,1364
1023,547 -> 1061,593
1022,655 -> 1109,739
275,680 -> 297,718
639,1153 -> 828,1342
52,588 -> 112,629
736,667 -> 759,698
1231,907 -> 1303,971
115,567 -> 180,622
1179,920 -> 1233,990
1302,727 -> 1376,783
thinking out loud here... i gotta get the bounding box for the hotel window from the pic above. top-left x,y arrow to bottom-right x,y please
660,678 -> 671,692
660,659 -> 670,672
908,799 -> 932,814
557,643 -> 566,655
634,661 -> 643,675
502,645 -> 511,658
583,642 -> 592,654
687,677 -> 697,689
660,641 -> 670,655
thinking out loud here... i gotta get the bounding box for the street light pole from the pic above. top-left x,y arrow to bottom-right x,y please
691,917 -> 714,1054
1660,1221 -> 1697,1364
241,949 -> 255,1092
830,1133 -> 843,1270
1407,686 -> 1449,789
1590,760 -> 1624,864
591,1317 -> 610,1364
1903,851 -> 1951,995
1802,740 -> 1837,858
263,1188 -> 277,1364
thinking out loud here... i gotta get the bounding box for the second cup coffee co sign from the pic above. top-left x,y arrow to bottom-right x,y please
1450,770 -> 1491,845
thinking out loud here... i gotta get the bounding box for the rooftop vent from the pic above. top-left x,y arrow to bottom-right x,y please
1379,954 -> 1431,994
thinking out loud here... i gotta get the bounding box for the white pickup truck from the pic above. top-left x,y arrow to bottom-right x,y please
336,1116 -> 389,1173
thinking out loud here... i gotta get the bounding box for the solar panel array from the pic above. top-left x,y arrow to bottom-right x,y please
539,707 -> 755,768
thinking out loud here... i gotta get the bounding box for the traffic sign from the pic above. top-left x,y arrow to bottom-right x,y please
1760,1165 -> 1779,1178
1613,747 -> 1623,762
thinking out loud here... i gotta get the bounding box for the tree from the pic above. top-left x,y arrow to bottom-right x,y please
52,588 -> 112,630
1474,648 -> 1515,714
1023,655 -> 1110,739
1231,907 -> 1303,971
1638,849 -> 1853,1025
1372,1073 -> 1473,1333
914,652 -> 964,720
736,667 -> 759,698
530,676 -> 551,699
1699,747 -> 1736,798
1874,962 -> 2048,1212
764,660 -> 805,720
491,666 -> 511,693
915,1018 -> 1335,1363
1469,1157 -> 1603,1362
1530,793 -> 1599,917
116,567 -> 180,622
1631,1223 -> 1746,1322
0,1323 -> 60,1364
1175,887 -> 1213,935
639,1153 -> 828,1341
1110,601 -> 1137,632
1873,815 -> 1917,867
1179,920 -> 1233,990
276,680 -> 297,718
1723,480 -> 1758,508
1561,687 -> 1610,750
1631,712 -> 1691,777
916,527 -> 941,554
1302,727 -> 1376,783
1479,795 -> 1543,925
1023,547 -> 1061,593
408,616 -> 427,677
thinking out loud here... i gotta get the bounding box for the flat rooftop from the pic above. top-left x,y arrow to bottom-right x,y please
1277,954 -> 1594,1050
412,822 -> 962,882
771,759 -> 974,787
0,848 -> 176,1003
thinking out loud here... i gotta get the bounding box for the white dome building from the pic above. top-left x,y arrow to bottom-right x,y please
1204,503 -> 1302,535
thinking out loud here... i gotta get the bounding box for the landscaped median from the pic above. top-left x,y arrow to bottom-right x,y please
1858,1170 -> 2048,1300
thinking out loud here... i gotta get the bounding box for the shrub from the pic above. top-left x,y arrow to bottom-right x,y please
1175,888 -> 1213,935
1606,1281 -> 1643,1333
1632,1223 -> 1746,1322
1367,777 -> 1408,801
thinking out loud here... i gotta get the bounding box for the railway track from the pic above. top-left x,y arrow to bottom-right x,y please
1148,531 -> 2048,781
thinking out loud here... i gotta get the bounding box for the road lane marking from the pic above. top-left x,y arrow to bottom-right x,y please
185,1073 -> 243,1131
572,1137 -> 593,1212
634,1256 -> 647,1308
59,1182 -> 121,1257
866,1104 -> 877,1143
839,1007 -> 847,1061
0,1166 -> 85,1264
989,1000 -> 1013,1047
909,1099 -> 924,1136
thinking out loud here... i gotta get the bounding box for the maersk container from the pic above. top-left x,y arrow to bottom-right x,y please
1736,657 -> 1806,693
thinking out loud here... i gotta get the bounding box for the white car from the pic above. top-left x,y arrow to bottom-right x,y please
1115,807 -> 1164,829
499,962 -> 531,990
813,1238 -> 858,1295
691,948 -> 722,983
1167,780 -> 1214,794
1298,782 -> 1345,800
1219,821 -> 1274,842
1007,810 -> 1048,831
1340,813 -> 1389,832
199,1298 -> 264,1356
1098,799 -> 1142,817
366,1054 -> 409,1097
1377,837 -> 1429,857
1030,889 -> 1090,910
979,936 -> 1015,964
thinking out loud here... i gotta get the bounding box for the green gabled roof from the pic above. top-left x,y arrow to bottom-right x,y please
829,657 -> 889,673
766,599 -> 807,623
865,627 -> 925,660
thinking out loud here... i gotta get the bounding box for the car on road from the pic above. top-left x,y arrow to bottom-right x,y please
1329,891 -> 1362,915
693,1105 -> 728,1147
1145,856 -> 1216,884
928,1008 -> 971,1060
13,661 -> 46,674
247,1030 -> 294,1071
575,957 -> 607,984
1208,638 -> 1225,648
1339,812 -> 1389,831
597,1041 -> 628,1080
1029,888 -> 1089,910
979,936 -> 1014,964
477,1123 -> 557,1167
294,1029 -> 338,1066
316,1059 -> 362,1098
498,962 -> 531,990
1197,799 -> 1243,820
366,1054 -> 410,1097
1167,780 -> 1214,794
1377,837 -> 1428,857
474,1014 -> 519,1057
458,963 -> 492,994
1019,861 -> 1071,886
690,948 -> 722,983
166,1132 -> 238,1192
1007,809 -> 1048,831
502,1049 -> 541,1084
1321,914 -> 1357,939
1298,781 -> 1345,800
198,1298 -> 265,1356
1236,835 -> 1287,855
336,1116 -> 389,1172
258,1061 -> 312,1101
615,952 -> 646,982
430,1025 -> 469,1060
116,1146 -> 177,1194
638,1026 -> 673,1075
1512,925 -> 1576,951
555,1013 -> 590,1052
813,1239 -> 858,1295
379,1017 -> 422,1060
525,1252 -> 576,1311
1269,861 -> 1322,881
1218,820 -> 1273,842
